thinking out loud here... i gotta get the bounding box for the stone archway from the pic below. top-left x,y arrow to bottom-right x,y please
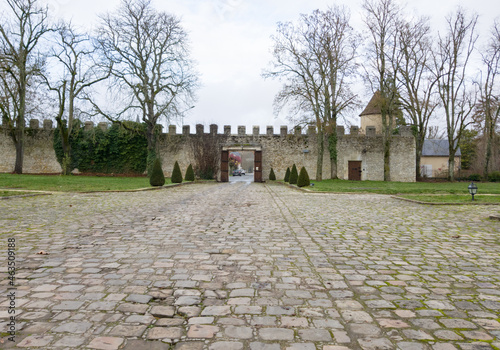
221,145 -> 262,183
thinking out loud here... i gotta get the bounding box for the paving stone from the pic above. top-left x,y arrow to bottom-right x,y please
250,342 -> 281,350
439,319 -> 478,329
178,306 -> 202,317
150,306 -> 175,318
298,328 -> 332,341
52,321 -> 92,333
51,301 -> 84,310
357,337 -> 394,350
174,342 -> 205,350
224,326 -> 254,339
201,306 -> 231,316
397,342 -> 429,350
267,306 -> 295,315
122,340 -> 171,350
116,303 -> 149,314
187,325 -> 219,338
109,324 -> 147,337
17,335 -> 54,347
156,318 -> 185,326
175,296 -> 202,306
259,328 -> 294,341
234,305 -> 262,314
126,294 -> 153,304
52,335 -> 86,347
286,344 -> 316,350
209,341 -> 244,350
87,336 -> 124,350
281,316 -> 309,327
147,327 -> 184,339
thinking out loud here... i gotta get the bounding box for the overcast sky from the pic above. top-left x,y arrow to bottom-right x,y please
38,0 -> 499,133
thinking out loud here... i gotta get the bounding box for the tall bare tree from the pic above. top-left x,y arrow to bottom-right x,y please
362,0 -> 402,181
432,8 -> 478,181
92,0 -> 197,172
43,23 -> 110,175
0,0 -> 50,173
264,6 -> 358,180
476,20 -> 500,179
396,16 -> 439,179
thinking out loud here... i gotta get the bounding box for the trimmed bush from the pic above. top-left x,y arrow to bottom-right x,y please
488,171 -> 500,182
284,167 -> 290,182
185,164 -> 195,181
289,164 -> 298,184
171,161 -> 183,183
297,166 -> 310,187
149,158 -> 165,186
468,174 -> 481,182
269,168 -> 276,181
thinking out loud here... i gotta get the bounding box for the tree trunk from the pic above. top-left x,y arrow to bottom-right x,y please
448,154 -> 455,181
316,127 -> 324,181
146,123 -> 157,176
327,129 -> 338,179
483,125 -> 492,180
380,108 -> 391,182
14,128 -> 24,174
415,133 -> 424,180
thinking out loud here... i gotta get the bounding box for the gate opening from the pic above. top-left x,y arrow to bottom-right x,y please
221,148 -> 262,183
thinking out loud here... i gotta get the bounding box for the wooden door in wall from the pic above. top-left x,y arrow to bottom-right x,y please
348,161 -> 362,181
221,150 -> 229,182
254,151 -> 262,182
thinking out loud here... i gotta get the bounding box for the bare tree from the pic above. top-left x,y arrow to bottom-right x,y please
396,16 -> 439,179
43,23 -> 110,175
475,20 -> 500,179
264,6 -> 358,180
92,0 -> 197,172
0,0 -> 50,173
432,8 -> 478,181
362,0 -> 402,181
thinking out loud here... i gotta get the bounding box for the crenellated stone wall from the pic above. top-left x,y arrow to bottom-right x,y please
0,120 -> 416,182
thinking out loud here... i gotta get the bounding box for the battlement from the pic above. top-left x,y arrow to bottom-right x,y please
2,119 -> 414,139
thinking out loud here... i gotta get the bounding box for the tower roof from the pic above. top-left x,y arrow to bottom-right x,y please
359,91 -> 382,117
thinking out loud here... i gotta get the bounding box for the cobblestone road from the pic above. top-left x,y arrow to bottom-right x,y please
0,182 -> 499,350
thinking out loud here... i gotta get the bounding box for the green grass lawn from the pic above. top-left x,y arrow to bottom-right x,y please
308,179 -> 500,195
398,194 -> 500,204
0,174 -> 172,192
0,190 -> 32,197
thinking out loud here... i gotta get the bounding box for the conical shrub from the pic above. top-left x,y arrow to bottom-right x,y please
149,158 -> 165,186
297,166 -> 310,187
185,164 -> 195,181
269,168 -> 276,181
289,164 -> 298,184
171,161 -> 183,183
284,167 -> 290,182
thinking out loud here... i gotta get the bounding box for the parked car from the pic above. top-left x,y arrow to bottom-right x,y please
232,169 -> 242,176
240,169 -> 246,175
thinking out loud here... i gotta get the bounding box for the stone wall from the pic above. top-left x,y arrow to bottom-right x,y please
0,120 -> 62,174
0,121 -> 416,182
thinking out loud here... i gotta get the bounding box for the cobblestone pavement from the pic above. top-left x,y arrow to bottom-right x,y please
1,182 -> 499,350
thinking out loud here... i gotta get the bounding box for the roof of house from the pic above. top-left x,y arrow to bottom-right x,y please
359,91 -> 382,116
422,139 -> 461,157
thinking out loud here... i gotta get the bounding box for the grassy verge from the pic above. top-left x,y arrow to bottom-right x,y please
308,179 -> 500,195
0,190 -> 32,197
0,174 -> 173,192
398,194 -> 500,204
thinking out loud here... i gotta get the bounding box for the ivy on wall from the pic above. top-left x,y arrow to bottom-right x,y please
53,121 -> 148,174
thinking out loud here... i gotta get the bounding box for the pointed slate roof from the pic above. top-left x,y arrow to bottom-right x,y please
359,91 -> 383,116
422,139 -> 461,157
